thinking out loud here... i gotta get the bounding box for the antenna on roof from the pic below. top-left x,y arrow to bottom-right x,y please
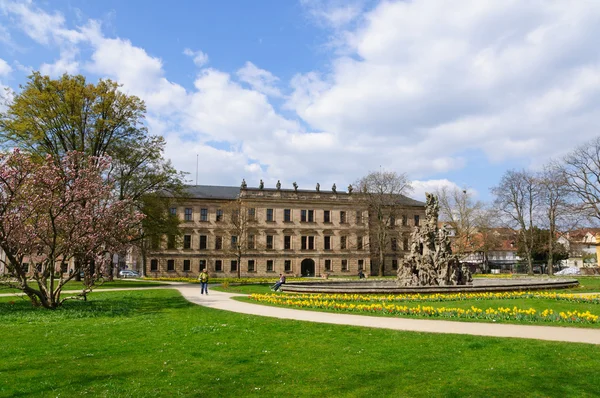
196,154 -> 199,186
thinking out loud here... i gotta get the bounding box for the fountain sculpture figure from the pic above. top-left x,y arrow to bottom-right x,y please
397,193 -> 472,286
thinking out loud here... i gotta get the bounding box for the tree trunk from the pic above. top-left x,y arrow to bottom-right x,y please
107,261 -> 114,281
75,255 -> 82,281
548,211 -> 555,276
237,249 -> 241,279
141,244 -> 147,278
482,252 -> 489,273
547,241 -> 554,276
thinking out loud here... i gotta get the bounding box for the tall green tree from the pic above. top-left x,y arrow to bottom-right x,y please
0,72 -> 146,159
107,134 -> 185,278
516,227 -> 569,272
0,72 -> 184,277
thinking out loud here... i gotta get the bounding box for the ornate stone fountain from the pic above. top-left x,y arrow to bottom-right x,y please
397,193 -> 472,286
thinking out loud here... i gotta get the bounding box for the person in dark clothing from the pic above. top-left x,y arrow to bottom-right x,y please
271,274 -> 286,291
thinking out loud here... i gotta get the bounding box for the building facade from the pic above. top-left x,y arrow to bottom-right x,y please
146,184 -> 426,278
557,229 -> 600,268
452,227 -> 521,273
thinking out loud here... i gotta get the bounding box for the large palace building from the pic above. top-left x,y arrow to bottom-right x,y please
146,183 -> 425,278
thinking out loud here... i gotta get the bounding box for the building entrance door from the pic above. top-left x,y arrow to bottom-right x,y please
371,260 -> 379,276
300,258 -> 315,277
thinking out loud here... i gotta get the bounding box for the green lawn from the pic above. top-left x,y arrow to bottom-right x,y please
562,276 -> 600,292
2,289 -> 600,397
0,279 -> 169,294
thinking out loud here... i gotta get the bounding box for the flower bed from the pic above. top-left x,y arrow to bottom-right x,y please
259,291 -> 600,304
249,292 -> 600,324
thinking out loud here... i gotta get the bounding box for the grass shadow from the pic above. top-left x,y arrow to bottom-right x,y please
0,290 -> 193,323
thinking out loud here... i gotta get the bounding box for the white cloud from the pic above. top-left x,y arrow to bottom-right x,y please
411,179 -> 476,203
83,22 -> 187,112
0,58 -> 13,113
182,68 -> 297,143
163,132 -> 257,187
39,48 -> 79,76
183,48 -> 209,67
0,24 -> 11,45
0,0 -> 84,45
236,61 -> 282,97
5,1 -> 600,201
290,0 -> 600,177
0,58 -> 12,76
301,0 -> 364,29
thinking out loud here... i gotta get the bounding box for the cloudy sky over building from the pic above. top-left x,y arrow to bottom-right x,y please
1,0 -> 599,201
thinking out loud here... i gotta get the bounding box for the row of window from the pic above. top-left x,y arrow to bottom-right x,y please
174,206 -> 421,227
165,234 -> 411,252
166,234 -> 374,251
148,258 -> 379,273
149,258 -> 291,273
173,207 -> 371,224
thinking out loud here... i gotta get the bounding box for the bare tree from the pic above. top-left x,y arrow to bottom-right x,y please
223,199 -> 256,279
473,207 -> 504,272
436,186 -> 484,258
356,170 -> 412,276
562,136 -> 600,222
491,170 -> 540,275
538,165 -> 579,275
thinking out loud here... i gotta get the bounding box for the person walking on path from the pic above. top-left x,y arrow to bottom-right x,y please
199,269 -> 209,295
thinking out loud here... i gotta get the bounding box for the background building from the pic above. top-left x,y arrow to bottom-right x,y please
146,184 -> 425,278
557,229 -> 600,268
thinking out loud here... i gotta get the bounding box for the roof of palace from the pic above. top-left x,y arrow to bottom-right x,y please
183,185 -> 241,199
180,184 -> 425,206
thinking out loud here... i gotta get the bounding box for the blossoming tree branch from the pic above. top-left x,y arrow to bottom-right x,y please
0,150 -> 143,308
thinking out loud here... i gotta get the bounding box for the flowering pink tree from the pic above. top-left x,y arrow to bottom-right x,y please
0,150 -> 143,308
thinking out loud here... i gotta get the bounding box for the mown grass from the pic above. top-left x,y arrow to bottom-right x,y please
562,276 -> 600,292
1,289 -> 600,397
0,279 -> 168,294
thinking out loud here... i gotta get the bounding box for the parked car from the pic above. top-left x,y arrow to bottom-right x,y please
119,270 -> 140,278
555,267 -> 581,276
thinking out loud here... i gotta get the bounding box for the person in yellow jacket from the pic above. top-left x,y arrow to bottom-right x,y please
199,268 -> 209,295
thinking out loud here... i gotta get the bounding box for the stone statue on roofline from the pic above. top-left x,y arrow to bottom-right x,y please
259,179 -> 264,190
293,182 -> 298,192
348,184 -> 353,194
397,192 -> 469,287
332,183 -> 337,193
276,180 -> 281,190
316,182 -> 320,192
241,179 -> 247,189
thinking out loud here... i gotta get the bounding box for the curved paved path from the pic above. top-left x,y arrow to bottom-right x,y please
175,284 -> 600,345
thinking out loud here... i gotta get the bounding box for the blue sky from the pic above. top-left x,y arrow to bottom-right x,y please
1,0 -> 600,202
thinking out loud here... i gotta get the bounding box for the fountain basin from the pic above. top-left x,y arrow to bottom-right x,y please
281,278 -> 579,294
